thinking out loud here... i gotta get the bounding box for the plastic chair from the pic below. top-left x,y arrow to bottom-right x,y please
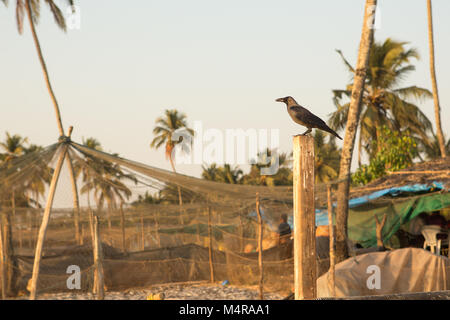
421,225 -> 444,255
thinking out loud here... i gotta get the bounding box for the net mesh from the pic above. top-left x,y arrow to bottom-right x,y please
8,140 -> 445,299
1,141 -> 328,299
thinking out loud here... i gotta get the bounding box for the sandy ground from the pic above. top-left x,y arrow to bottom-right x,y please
13,282 -> 285,300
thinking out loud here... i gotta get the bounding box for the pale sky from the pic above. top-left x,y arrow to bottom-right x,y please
1,0 -> 449,183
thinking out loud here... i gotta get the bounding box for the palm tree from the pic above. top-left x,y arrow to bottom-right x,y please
0,132 -> 28,296
75,138 -> 136,233
335,0 -> 377,264
23,144 -> 53,208
202,163 -> 243,184
240,149 -> 292,186
201,163 -> 220,181
427,0 -> 447,158
2,0 -> 74,136
330,38 -> 433,163
422,135 -> 450,160
314,131 -> 341,184
150,109 -> 194,208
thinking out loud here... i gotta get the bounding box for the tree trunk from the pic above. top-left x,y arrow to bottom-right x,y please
335,0 -> 377,264
29,145 -> 68,300
25,0 -> 65,137
427,0 -> 447,158
327,185 -> 336,297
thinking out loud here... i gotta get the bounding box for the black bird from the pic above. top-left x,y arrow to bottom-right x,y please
276,96 -> 342,140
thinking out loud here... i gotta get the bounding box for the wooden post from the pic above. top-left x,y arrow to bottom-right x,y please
66,152 -> 82,246
2,209 -> 14,297
140,211 -> 145,251
18,215 -> 23,250
120,203 -> 126,253
154,212 -> 161,248
375,213 -> 387,249
0,215 -> 6,300
239,209 -> 244,252
29,145 -> 68,300
256,193 -> 264,300
93,215 -> 105,300
293,135 -> 316,300
208,206 -> 214,283
327,185 -> 336,297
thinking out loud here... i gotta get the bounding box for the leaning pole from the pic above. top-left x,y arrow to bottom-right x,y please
29,143 -> 68,300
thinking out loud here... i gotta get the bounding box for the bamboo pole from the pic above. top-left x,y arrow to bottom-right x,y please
93,215 -> 105,300
256,193 -> 264,300
327,185 -> 335,297
66,149 -> 82,245
207,206 -> 214,283
154,212 -> 161,248
375,213 -> 387,249
293,135 -> 316,300
29,145 -> 68,300
0,214 -> 6,300
140,211 -> 145,251
120,202 -> 126,253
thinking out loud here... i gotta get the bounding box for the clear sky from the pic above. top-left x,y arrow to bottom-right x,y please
1,0 -> 449,181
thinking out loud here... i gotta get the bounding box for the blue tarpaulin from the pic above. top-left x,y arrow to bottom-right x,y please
249,182 -> 445,229
315,181 -> 445,226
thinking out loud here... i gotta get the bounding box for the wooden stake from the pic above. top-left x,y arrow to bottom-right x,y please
93,215 -> 105,300
66,151 -> 82,246
29,145 -> 68,300
0,214 -> 6,300
140,211 -> 145,251
154,212 -> 161,248
375,213 -> 387,249
120,203 -> 126,253
256,193 -> 264,300
207,206 -> 214,283
327,185 -> 336,297
239,208 -> 244,252
293,135 -> 316,300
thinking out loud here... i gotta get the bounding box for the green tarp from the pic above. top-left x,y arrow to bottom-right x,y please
347,192 -> 450,248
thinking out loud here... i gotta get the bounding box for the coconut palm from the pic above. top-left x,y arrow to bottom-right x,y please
331,38 -> 434,164
23,144 -> 53,208
201,163 -> 220,181
335,0 -> 377,264
422,135 -> 450,160
427,0 -> 447,158
240,149 -> 291,186
314,131 -> 341,184
0,132 -> 28,296
1,0 -> 74,136
150,109 -> 194,207
202,163 -> 243,184
75,138 -> 136,231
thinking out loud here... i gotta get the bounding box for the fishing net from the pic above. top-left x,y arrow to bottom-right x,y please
2,140 -> 447,299
1,140 -> 332,299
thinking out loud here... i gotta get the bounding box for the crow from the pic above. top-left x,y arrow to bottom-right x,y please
276,96 -> 342,140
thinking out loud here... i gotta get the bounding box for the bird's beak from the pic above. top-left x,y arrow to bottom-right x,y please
275,98 -> 284,103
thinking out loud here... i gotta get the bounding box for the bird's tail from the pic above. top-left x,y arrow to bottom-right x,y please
324,126 -> 343,140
